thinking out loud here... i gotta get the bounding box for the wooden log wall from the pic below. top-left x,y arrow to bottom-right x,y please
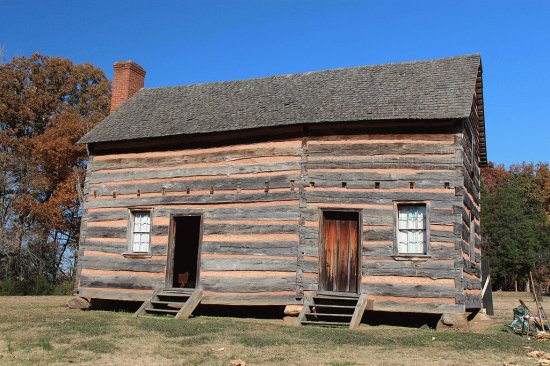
298,128 -> 466,314
76,122 -> 477,313
77,139 -> 303,304
459,74 -> 484,310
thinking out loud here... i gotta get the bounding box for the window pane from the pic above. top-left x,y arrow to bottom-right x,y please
142,214 -> 151,225
138,237 -> 147,252
131,212 -> 151,252
398,208 -> 408,229
133,233 -> 141,252
408,207 -> 417,229
134,219 -> 141,232
397,205 -> 427,254
142,221 -> 150,233
133,212 -> 151,233
141,233 -> 150,246
397,230 -> 408,253
407,230 -> 414,252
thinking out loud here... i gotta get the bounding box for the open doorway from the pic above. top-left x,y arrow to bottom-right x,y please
168,216 -> 202,289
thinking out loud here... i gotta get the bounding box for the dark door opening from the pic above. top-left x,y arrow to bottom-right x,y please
319,211 -> 360,293
171,216 -> 202,288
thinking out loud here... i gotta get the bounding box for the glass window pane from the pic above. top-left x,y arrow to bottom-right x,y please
399,206 -> 410,229
396,205 -> 427,255
139,238 -> 147,253
133,236 -> 141,252
141,233 -> 150,246
142,222 -> 150,233
407,207 -> 415,229
133,212 -> 151,234
131,212 -> 151,252
397,230 -> 408,253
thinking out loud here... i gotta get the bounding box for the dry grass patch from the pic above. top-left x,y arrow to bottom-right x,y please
0,293 -> 548,365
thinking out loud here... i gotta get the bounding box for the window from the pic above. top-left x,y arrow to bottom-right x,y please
130,211 -> 151,253
396,204 -> 428,255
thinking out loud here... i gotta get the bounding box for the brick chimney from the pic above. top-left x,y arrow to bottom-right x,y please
110,61 -> 146,113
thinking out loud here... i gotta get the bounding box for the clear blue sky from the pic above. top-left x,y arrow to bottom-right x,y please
1,0 -> 548,166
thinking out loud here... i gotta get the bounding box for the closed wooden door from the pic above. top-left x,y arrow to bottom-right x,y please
320,211 -> 360,293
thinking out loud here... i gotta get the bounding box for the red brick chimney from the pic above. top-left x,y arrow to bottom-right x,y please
110,61 -> 146,113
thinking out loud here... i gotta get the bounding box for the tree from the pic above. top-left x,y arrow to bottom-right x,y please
0,53 -> 110,294
481,162 -> 550,292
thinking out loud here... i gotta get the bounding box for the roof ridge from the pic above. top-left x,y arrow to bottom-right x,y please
141,53 -> 481,92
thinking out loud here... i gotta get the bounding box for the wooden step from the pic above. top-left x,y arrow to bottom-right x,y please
134,288 -> 203,319
157,292 -> 191,298
316,291 -> 360,298
174,289 -> 203,320
144,308 -> 179,315
150,300 -> 185,309
313,295 -> 359,301
311,304 -> 356,309
297,293 -> 368,329
163,288 -> 196,293
305,312 -> 353,318
300,320 -> 350,326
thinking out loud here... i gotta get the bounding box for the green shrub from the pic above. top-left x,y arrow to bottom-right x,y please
0,277 -> 73,296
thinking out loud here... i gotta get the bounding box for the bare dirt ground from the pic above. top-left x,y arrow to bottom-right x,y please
0,292 -> 549,365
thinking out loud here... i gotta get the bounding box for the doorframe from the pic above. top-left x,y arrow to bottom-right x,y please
165,213 -> 204,289
317,208 -> 363,294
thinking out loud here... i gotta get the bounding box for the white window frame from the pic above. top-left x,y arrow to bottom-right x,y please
128,210 -> 152,254
393,201 -> 430,256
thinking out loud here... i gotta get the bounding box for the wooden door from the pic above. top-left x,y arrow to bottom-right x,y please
320,211 -> 360,293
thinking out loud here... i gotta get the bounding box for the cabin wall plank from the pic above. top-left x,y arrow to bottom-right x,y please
78,127 -> 473,310
459,110 -> 483,310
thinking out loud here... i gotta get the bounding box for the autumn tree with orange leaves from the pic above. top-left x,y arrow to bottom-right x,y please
0,53 -> 110,294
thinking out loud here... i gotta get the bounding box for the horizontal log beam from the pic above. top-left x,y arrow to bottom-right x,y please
367,300 -> 464,314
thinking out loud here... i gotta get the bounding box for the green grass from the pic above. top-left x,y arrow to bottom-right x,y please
38,337 -> 52,352
5,334 -> 13,353
73,338 -> 119,354
0,295 -> 549,365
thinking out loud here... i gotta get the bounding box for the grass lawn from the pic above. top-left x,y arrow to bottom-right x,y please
0,292 -> 549,365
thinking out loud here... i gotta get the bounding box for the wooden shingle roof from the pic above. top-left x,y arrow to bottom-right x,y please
80,54 -> 485,158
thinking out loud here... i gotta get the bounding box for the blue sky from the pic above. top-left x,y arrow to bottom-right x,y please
1,0 -> 548,165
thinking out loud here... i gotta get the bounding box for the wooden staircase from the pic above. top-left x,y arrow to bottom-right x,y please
297,292 -> 368,329
134,288 -> 203,319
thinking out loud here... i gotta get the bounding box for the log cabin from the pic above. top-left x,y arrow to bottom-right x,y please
75,54 -> 487,327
